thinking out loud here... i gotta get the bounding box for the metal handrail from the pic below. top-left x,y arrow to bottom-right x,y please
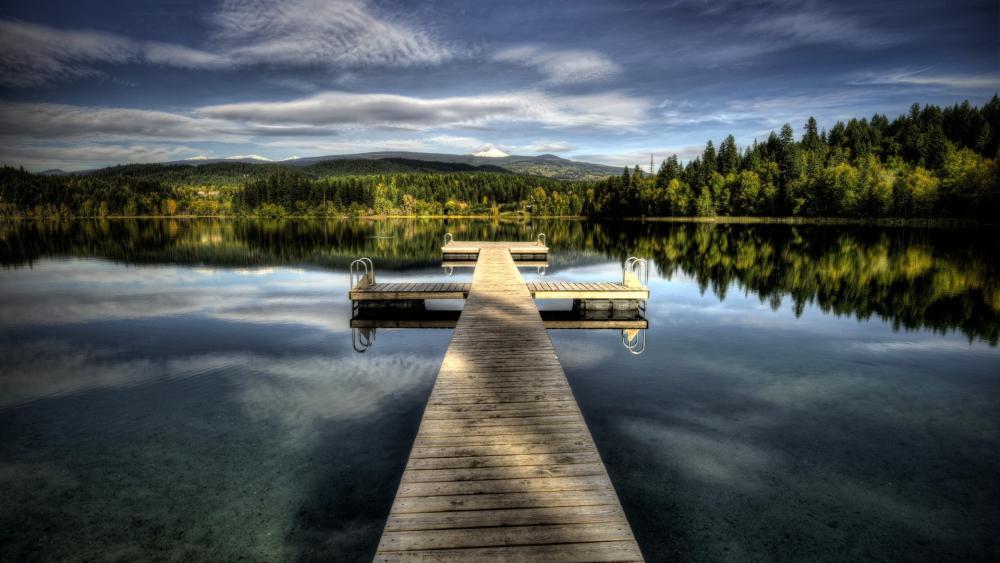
444,232 -> 453,245
353,327 -> 376,353
536,233 -> 546,246
623,257 -> 649,314
623,257 -> 648,286
350,257 -> 375,289
622,329 -> 646,355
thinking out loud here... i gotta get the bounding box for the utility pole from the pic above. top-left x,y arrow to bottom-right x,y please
649,153 -> 654,176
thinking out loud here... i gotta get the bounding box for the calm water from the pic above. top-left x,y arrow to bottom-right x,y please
1,219 -> 998,562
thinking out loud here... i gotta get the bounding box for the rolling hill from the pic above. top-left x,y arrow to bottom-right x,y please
158,151 -> 621,181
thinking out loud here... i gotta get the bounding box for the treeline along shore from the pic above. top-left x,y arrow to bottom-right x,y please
2,97 -> 998,220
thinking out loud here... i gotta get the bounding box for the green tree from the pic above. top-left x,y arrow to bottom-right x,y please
694,186 -> 715,216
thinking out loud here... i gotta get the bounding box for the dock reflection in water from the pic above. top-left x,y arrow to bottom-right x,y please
350,308 -> 649,354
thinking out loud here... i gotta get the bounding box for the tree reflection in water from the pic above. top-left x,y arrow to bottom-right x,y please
2,218 -> 996,344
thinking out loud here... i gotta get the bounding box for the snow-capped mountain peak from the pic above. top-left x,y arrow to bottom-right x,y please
472,146 -> 509,158
224,154 -> 273,161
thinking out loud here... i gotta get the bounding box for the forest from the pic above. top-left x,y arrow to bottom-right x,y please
0,96 -> 997,220
593,96 -> 1000,219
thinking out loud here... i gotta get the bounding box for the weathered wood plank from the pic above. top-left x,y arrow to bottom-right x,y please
400,462 -> 606,484
405,451 -> 600,470
375,541 -> 643,562
385,504 -> 626,531
378,522 -> 635,552
412,432 -> 591,448
390,490 -> 623,514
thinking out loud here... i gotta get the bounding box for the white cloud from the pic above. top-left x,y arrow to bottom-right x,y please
574,146 -> 704,167
0,0 -> 452,87
493,45 -> 621,84
850,70 -> 1000,89
426,135 -> 485,151
213,0 -> 452,67
200,90 -> 652,130
142,41 -> 229,69
0,143 -> 201,169
258,137 -> 444,155
523,140 -> 575,153
663,0 -> 904,68
0,20 -> 136,87
0,102 -> 220,140
224,154 -> 273,161
748,10 -> 899,49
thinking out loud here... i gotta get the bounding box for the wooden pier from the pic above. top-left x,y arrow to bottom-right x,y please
372,242 -> 644,562
348,281 -> 649,302
350,309 -> 649,331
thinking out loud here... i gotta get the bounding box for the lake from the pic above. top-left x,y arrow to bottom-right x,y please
1,218 -> 998,562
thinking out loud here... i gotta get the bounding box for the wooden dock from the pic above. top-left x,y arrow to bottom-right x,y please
442,238 -> 549,262
374,243 -> 644,562
350,309 -> 649,330
349,281 -> 648,302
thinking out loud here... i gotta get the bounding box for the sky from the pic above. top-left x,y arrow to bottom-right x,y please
0,0 -> 997,171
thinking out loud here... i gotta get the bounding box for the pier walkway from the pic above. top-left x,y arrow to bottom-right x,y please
373,242 -> 643,562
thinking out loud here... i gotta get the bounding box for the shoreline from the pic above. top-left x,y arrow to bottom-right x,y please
1,214 -> 992,227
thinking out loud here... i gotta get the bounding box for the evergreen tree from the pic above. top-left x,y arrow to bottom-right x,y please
803,117 -> 823,153
718,135 -> 739,175
701,140 -> 718,180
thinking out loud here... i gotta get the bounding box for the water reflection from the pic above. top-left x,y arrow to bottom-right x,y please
546,258 -> 999,561
1,218 -> 998,562
3,219 -> 997,343
348,308 -> 649,354
0,256 -> 450,560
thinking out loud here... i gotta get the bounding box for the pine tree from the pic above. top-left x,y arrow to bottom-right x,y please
656,155 -> 681,188
718,135 -> 739,175
803,117 -> 822,153
702,141 -> 717,177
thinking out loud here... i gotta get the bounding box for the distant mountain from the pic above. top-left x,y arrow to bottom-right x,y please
78,158 -> 513,184
472,146 -> 510,158
39,169 -> 69,176
161,151 -> 620,181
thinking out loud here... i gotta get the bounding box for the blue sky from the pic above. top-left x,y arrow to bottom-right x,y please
0,0 -> 997,171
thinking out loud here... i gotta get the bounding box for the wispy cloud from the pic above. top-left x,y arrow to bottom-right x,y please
652,90 -> 886,137
426,135 -> 485,151
747,10 -> 901,49
199,90 -> 652,130
850,69 -> 1000,89
0,102 -> 221,140
573,145 -> 704,167
0,143 -> 201,170
522,140 -> 575,153
212,0 -> 453,67
0,19 -> 226,87
0,0 -> 452,87
664,0 -> 905,67
0,20 -> 137,87
493,45 -> 621,84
